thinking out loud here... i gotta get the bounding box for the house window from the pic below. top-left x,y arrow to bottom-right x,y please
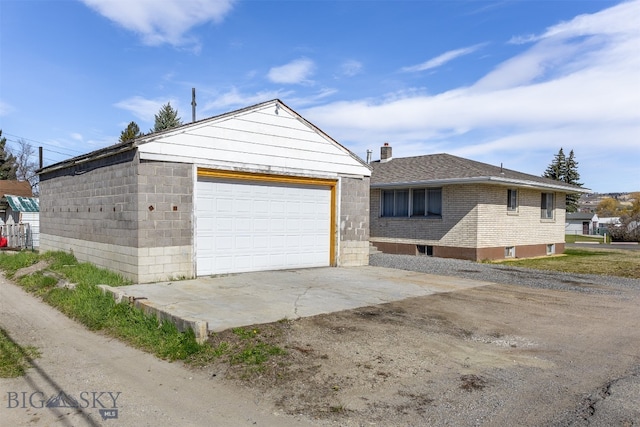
381,188 -> 442,218
507,189 -> 518,212
546,244 -> 555,255
505,246 -> 515,258
541,192 -> 555,219
382,189 -> 409,216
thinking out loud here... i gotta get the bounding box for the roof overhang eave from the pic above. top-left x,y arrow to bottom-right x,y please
37,142 -> 139,175
371,176 -> 590,193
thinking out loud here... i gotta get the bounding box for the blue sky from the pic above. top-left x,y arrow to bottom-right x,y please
1,0 -> 638,193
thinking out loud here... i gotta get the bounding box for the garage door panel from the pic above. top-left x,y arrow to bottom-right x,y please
197,178 -> 331,275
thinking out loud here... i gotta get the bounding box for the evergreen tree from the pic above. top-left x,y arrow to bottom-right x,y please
543,148 -> 583,212
0,130 -> 18,180
543,148 -> 566,181
119,121 -> 142,143
564,150 -> 583,212
152,102 -> 182,133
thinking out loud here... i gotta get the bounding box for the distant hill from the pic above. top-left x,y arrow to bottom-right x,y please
578,192 -> 638,213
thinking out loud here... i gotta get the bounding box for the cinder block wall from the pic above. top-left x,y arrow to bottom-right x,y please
338,176 -> 370,266
40,151 -> 195,283
40,150 -> 140,247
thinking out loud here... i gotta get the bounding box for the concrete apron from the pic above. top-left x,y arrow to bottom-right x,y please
99,266 -> 492,343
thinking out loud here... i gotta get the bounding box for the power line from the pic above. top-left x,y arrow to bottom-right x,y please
1,132 -> 86,156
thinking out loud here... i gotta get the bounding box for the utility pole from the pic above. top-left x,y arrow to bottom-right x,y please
191,88 -> 196,123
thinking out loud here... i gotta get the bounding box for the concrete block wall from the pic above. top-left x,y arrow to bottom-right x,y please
40,152 -> 196,283
338,176 -> 370,266
39,150 -> 140,247
136,160 -> 194,249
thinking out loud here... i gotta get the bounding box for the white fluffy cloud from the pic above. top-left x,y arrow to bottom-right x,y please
114,96 -> 180,123
81,0 -> 235,46
267,58 -> 315,85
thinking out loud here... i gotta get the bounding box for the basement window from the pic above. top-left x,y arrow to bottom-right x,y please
505,246 -> 515,258
546,244 -> 555,255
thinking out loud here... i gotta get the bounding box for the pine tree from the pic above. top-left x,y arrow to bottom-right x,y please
564,150 -> 583,212
119,121 -> 142,143
543,148 -> 566,181
543,148 -> 583,212
0,130 -> 18,180
152,103 -> 182,133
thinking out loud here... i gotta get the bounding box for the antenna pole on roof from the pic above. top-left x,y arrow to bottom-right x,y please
191,88 -> 197,123
39,147 -> 43,169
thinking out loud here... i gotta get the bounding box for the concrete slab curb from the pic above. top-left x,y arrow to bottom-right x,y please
98,285 -> 209,344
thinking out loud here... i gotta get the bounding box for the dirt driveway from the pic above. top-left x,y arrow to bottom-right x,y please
199,275 -> 640,426
2,258 -> 640,426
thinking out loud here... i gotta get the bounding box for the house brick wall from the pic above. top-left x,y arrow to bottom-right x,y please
370,183 -> 567,260
338,176 -> 370,266
476,186 -> 566,248
370,185 -> 479,248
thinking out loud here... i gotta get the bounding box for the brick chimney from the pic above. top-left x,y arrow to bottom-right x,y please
380,142 -> 392,163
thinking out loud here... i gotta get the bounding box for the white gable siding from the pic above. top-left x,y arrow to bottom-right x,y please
138,102 -> 370,178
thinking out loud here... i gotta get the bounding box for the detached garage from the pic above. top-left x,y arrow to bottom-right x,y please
38,100 -> 371,283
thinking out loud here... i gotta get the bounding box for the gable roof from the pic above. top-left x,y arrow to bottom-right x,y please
371,153 -> 588,193
5,195 -> 39,212
0,181 -> 33,198
39,99 -> 370,177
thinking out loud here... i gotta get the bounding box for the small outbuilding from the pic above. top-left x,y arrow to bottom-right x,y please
565,212 -> 599,235
3,195 -> 40,248
38,100 -> 371,283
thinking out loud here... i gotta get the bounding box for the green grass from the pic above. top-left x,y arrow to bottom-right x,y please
491,247 -> 640,279
0,328 -> 40,378
188,326 -> 288,377
0,251 -> 204,361
565,234 -> 607,244
0,251 -> 286,371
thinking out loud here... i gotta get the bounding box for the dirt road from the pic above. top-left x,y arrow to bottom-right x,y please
0,278 -> 310,426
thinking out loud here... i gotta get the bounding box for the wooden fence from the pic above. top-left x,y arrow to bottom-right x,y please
2,223 -> 37,250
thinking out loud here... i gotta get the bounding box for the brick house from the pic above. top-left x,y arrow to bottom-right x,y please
370,144 -> 588,260
38,100 -> 371,283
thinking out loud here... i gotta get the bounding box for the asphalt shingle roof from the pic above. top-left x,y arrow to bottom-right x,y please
371,153 -> 585,192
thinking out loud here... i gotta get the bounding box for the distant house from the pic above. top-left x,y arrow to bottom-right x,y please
38,100 -> 371,283
370,144 -> 589,261
3,195 -> 40,248
0,181 -> 39,249
566,213 -> 599,235
0,180 -> 33,223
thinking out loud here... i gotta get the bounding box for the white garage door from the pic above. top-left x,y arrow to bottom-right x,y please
196,178 -> 332,276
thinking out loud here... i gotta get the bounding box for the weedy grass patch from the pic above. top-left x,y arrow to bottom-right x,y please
189,325 -> 289,378
0,328 -> 40,378
491,247 -> 640,279
0,251 -> 204,361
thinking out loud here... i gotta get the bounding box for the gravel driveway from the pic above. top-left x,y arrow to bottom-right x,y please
370,252 -> 639,293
